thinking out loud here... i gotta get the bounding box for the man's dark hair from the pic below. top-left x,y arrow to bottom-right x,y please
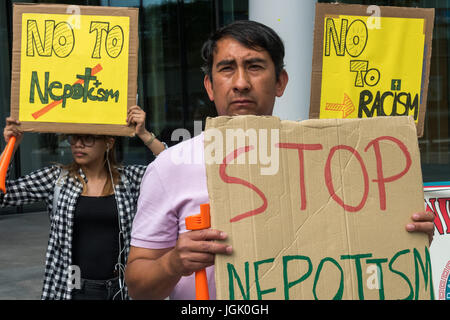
201,20 -> 285,81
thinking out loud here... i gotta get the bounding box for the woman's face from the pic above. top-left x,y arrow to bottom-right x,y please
69,135 -> 112,167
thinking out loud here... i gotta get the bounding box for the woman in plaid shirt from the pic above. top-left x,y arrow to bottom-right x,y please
1,105 -> 166,300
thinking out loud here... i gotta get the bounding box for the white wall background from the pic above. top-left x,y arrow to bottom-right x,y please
249,0 -> 317,121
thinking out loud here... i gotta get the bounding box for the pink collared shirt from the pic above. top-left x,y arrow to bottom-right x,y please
131,133 -> 216,300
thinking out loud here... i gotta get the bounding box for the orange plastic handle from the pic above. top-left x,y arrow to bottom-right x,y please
195,268 -> 210,300
185,203 -> 211,230
0,136 -> 16,194
185,204 -> 211,300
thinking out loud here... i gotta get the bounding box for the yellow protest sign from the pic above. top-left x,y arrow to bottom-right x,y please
11,4 -> 138,136
310,4 -> 434,137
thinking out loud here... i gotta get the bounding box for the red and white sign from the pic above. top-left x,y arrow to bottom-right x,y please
424,184 -> 450,300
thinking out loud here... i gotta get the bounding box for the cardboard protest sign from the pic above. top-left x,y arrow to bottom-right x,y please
424,184 -> 450,300
205,115 -> 433,300
309,3 -> 434,137
10,4 -> 138,136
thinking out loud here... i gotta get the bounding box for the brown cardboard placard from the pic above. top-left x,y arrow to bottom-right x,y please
205,115 -> 433,300
309,3 -> 434,137
10,4 -> 138,136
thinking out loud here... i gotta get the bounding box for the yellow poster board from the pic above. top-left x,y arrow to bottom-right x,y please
310,4 -> 434,137
11,4 -> 138,136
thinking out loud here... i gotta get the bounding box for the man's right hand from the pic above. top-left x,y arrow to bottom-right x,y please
125,229 -> 232,300
168,229 -> 232,277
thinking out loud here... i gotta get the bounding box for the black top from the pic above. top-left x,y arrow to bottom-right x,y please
72,194 -> 120,280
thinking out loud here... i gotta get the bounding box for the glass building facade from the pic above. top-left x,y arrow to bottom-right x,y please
0,0 -> 449,214
0,0 -> 248,214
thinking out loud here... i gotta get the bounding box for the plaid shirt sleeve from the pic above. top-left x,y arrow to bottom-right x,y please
0,165 -> 60,208
121,164 -> 147,195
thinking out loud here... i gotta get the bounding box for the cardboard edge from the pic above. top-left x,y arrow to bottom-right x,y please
19,121 -> 135,137
417,8 -> 435,138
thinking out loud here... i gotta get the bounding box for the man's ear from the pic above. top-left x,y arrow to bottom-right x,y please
275,69 -> 289,98
204,75 -> 214,102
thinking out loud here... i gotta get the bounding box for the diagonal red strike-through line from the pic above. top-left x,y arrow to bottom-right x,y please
31,64 -> 103,120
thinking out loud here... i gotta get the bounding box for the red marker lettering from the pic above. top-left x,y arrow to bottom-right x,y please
220,146 -> 268,223
365,136 -> 411,211
325,145 -> 369,212
276,143 -> 323,210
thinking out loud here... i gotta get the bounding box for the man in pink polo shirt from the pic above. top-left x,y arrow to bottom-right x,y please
125,20 -> 435,300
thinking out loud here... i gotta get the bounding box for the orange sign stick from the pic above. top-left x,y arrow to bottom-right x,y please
0,136 -> 16,193
185,203 -> 211,300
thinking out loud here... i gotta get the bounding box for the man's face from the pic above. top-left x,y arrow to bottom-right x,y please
204,37 -> 288,116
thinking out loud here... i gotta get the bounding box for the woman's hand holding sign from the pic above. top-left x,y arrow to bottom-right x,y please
3,117 -> 23,147
127,105 -> 147,137
127,105 -> 167,156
